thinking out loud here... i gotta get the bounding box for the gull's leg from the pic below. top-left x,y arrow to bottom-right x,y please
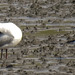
1,49 -> 3,59
6,49 -> 8,59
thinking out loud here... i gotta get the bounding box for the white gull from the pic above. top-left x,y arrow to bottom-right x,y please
0,22 -> 22,59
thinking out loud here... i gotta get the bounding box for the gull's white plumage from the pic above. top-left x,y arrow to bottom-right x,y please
0,22 -> 22,59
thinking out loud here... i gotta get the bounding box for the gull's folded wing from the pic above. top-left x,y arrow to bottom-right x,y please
0,32 -> 13,47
